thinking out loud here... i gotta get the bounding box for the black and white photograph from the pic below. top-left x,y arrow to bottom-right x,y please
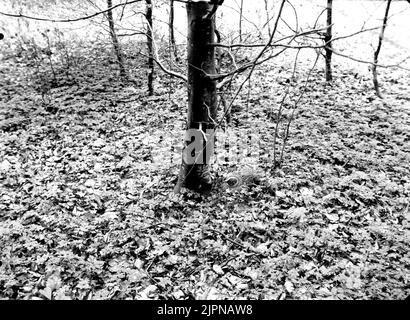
0,0 -> 409,303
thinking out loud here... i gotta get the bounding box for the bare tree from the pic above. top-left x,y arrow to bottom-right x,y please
373,0 -> 392,98
106,0 -> 127,79
169,0 -> 178,62
239,0 -> 244,42
263,0 -> 272,36
325,0 -> 333,81
146,0 -> 154,95
174,1 -> 218,193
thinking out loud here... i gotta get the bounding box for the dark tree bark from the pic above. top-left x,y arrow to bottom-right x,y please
174,1 -> 218,193
324,0 -> 333,81
169,0 -> 178,62
107,0 -> 127,79
373,0 -> 392,98
146,0 -> 154,96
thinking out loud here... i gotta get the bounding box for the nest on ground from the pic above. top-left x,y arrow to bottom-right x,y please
222,167 -> 265,190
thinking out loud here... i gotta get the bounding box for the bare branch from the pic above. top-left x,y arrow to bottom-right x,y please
331,48 -> 410,72
143,11 -> 187,82
208,26 -> 380,50
0,0 -> 143,23
273,49 -> 301,167
279,52 -> 320,164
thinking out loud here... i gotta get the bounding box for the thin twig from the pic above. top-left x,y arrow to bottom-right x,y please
0,0 -> 142,23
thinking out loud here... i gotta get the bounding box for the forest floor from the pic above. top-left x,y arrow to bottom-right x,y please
0,39 -> 409,300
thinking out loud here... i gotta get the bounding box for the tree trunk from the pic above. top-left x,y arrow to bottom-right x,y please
107,0 -> 127,79
373,0 -> 392,98
174,1 -> 218,193
263,0 -> 271,36
169,0 -> 179,62
325,0 -> 333,81
146,0 -> 154,96
239,0 -> 244,42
